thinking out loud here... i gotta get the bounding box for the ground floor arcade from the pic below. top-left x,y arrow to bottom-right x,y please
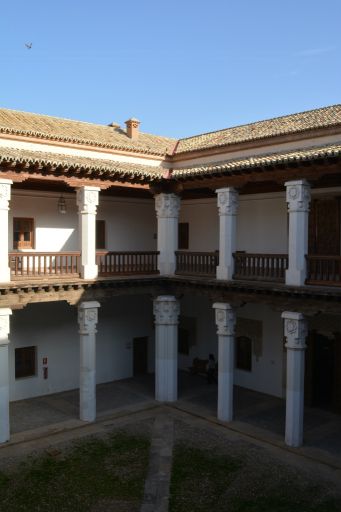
0,292 -> 340,449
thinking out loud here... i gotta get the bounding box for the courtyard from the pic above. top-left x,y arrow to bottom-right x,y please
1,384 -> 341,511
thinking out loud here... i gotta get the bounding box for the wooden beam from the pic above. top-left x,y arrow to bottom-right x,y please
0,169 -> 150,190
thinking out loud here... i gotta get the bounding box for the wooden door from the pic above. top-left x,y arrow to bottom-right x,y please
133,337 -> 148,376
309,199 -> 340,255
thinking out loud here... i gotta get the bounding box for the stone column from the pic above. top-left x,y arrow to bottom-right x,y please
155,194 -> 180,275
0,308 -> 12,443
78,301 -> 100,422
77,186 -> 100,280
213,303 -> 236,421
216,188 -> 239,281
153,295 -> 180,401
282,311 -> 307,447
285,180 -> 311,286
0,180 -> 12,283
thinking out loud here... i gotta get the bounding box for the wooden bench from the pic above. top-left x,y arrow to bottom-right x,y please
189,358 -> 208,376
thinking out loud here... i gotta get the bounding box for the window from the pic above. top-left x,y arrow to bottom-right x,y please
15,346 -> 37,379
178,222 -> 189,250
13,218 -> 34,249
236,336 -> 252,371
96,220 -> 106,249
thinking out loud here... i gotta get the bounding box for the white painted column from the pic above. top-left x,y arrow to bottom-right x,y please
282,311 -> 307,447
285,180 -> 311,286
216,188 -> 239,280
78,301 -> 100,422
213,303 -> 236,421
0,308 -> 12,443
0,180 -> 12,283
155,194 -> 180,275
153,295 -> 180,401
77,186 -> 100,280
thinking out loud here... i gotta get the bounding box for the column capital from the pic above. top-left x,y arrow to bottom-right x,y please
213,303 -> 236,336
77,186 -> 100,214
285,180 -> 311,213
216,187 -> 239,215
0,180 -> 12,210
155,193 -> 180,219
153,295 -> 180,325
282,311 -> 307,350
78,301 -> 100,334
0,308 -> 12,345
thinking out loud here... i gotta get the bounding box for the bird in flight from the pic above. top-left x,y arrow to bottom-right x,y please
25,43 -> 32,49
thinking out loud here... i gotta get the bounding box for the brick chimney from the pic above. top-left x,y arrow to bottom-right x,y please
125,118 -> 140,139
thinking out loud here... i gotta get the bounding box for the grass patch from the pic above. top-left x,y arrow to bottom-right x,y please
0,432 -> 149,512
169,444 -> 241,511
169,443 -> 341,512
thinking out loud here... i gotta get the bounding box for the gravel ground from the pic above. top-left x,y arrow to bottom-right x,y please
172,413 -> 341,508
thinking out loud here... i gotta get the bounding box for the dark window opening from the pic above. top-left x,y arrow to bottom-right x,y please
15,346 -> 37,379
178,222 -> 189,250
96,220 -> 106,250
236,336 -> 252,372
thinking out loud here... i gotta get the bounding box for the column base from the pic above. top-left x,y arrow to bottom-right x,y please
285,269 -> 306,286
157,262 -> 176,276
0,267 -> 11,284
216,265 -> 233,281
81,264 -> 98,280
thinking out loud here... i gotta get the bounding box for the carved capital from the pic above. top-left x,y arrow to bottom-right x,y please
213,302 -> 236,336
78,301 -> 100,334
153,295 -> 180,325
216,187 -> 239,215
0,308 -> 12,345
77,186 -> 100,215
285,180 -> 311,213
155,193 -> 180,219
282,311 -> 307,350
0,180 -> 12,210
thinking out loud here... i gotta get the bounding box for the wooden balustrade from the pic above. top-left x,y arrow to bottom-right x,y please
233,252 -> 288,282
9,252 -> 80,278
96,251 -> 159,276
175,251 -> 218,277
306,255 -> 341,286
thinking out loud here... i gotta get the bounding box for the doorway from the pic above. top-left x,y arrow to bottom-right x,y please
133,337 -> 148,376
312,333 -> 334,409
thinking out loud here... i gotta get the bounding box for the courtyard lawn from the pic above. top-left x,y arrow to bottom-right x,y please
169,443 -> 341,512
0,432 -> 150,512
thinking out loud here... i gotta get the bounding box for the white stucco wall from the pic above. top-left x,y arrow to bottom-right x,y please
9,295 -> 155,401
9,191 -> 156,253
179,295 -> 284,398
180,192 -> 288,254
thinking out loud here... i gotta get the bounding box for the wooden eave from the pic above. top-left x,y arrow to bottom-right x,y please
172,144 -> 341,191
2,275 -> 341,314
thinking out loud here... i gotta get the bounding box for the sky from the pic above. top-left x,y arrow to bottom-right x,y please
0,0 -> 340,139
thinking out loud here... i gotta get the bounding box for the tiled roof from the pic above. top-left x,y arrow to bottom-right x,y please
0,146 -> 164,181
173,143 -> 341,179
0,109 -> 176,157
175,105 -> 341,154
1,143 -> 341,184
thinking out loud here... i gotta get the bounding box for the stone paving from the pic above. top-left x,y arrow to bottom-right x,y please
7,371 -> 341,464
